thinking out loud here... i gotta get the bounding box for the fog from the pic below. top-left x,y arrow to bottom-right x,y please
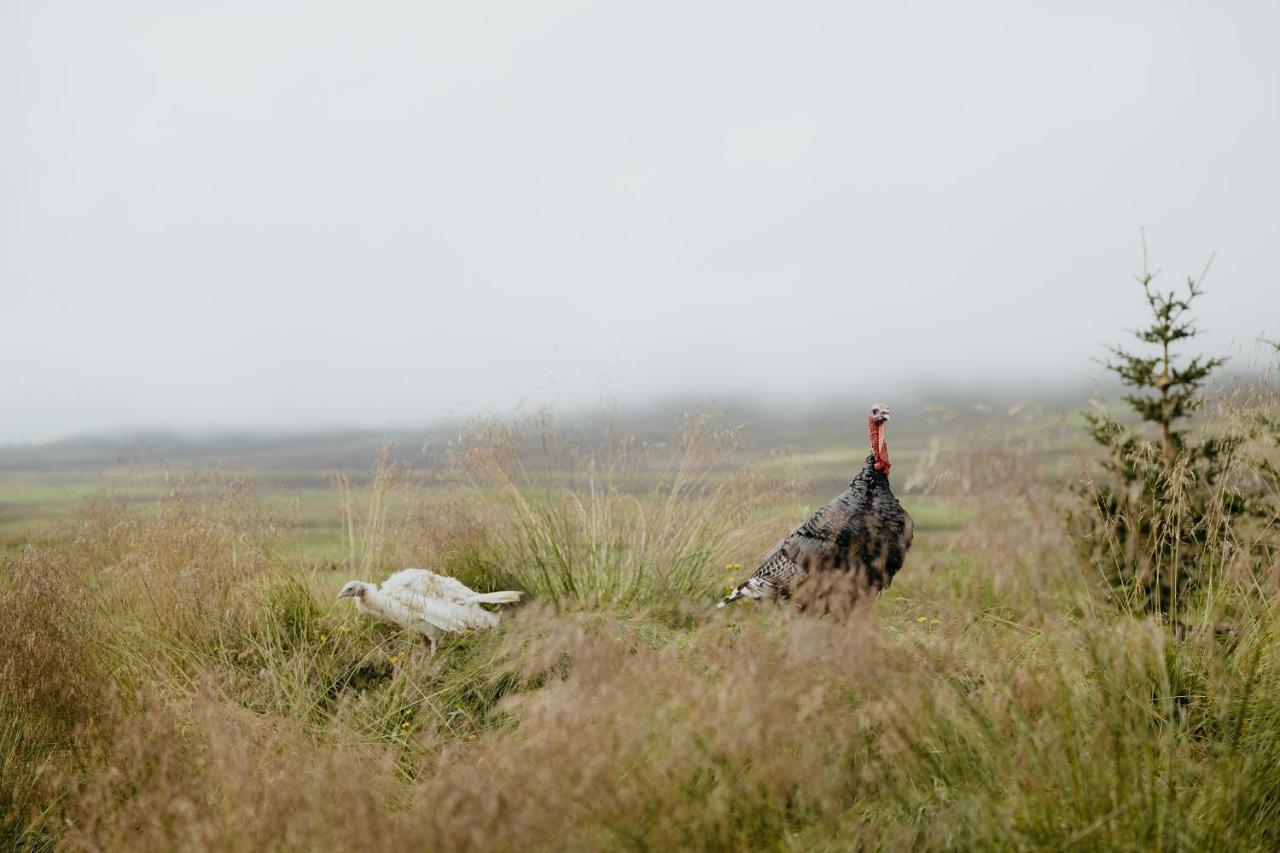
3,0 -> 1278,444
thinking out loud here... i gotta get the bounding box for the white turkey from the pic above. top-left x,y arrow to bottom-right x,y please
337,569 -> 522,653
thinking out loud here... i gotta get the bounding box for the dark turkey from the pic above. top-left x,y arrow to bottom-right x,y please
719,403 -> 913,611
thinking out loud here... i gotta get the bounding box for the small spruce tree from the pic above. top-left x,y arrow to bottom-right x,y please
1073,253 -> 1242,616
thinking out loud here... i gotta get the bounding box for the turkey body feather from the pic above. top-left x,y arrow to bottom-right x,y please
721,454 -> 913,607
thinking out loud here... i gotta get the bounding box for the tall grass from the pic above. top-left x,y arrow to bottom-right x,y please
2,402 -> 1280,850
436,411 -> 796,608
333,445 -> 402,580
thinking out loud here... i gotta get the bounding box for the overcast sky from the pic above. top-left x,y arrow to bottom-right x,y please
3,0 -> 1278,443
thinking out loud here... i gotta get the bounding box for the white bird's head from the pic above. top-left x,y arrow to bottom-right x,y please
337,580 -> 371,600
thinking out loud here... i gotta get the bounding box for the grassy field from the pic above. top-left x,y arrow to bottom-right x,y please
3,397 -> 1279,850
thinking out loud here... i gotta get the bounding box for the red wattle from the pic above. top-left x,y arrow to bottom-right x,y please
868,418 -> 890,473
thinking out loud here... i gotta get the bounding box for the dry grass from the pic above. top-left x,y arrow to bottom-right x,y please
3,400 -> 1280,851
431,411 -> 799,608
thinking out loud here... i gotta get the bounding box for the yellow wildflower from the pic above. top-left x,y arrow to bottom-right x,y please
389,655 -> 399,665
916,616 -> 927,624
401,721 -> 410,730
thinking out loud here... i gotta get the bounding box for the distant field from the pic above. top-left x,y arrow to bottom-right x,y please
0,402 -> 1075,556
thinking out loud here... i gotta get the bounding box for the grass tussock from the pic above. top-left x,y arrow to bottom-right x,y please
4,399 -> 1280,850
429,411 -> 799,609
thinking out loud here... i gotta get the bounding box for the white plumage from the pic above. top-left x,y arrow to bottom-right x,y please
337,569 -> 522,653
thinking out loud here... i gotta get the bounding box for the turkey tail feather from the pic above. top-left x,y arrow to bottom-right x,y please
718,578 -> 768,608
473,590 -> 522,605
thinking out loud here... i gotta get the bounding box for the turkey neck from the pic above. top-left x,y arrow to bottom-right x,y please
356,587 -> 399,622
867,418 -> 888,470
